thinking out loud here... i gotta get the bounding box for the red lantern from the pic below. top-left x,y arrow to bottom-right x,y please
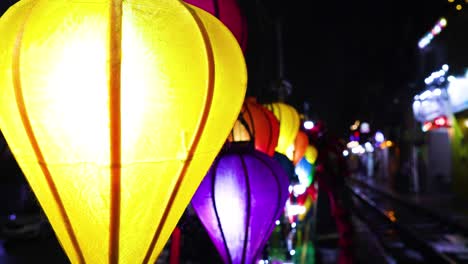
228,97 -> 279,156
183,0 -> 248,52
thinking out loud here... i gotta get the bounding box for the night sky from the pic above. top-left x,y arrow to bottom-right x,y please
241,0 -> 451,136
0,0 -> 453,136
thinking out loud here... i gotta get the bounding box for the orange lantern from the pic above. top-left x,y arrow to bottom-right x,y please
288,130 -> 309,165
0,1 -> 246,263
228,97 -> 279,156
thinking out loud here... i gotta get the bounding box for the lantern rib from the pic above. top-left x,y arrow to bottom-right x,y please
238,112 -> 253,142
211,157 -> 233,264
244,103 -> 256,141
231,107 -> 244,141
268,104 -> 281,125
260,106 -> 274,155
108,0 -> 123,263
229,120 -> 235,140
142,6 -> 216,263
239,154 -> 251,264
10,3 -> 85,263
272,104 -> 283,152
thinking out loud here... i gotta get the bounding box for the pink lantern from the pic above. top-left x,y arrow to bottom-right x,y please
184,0 -> 248,52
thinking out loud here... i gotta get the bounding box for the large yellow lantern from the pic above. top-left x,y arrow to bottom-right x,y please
264,102 -> 300,156
0,1 -> 246,263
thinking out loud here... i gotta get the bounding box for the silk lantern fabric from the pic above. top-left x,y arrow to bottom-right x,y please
0,1 -> 246,264
264,103 -> 300,157
191,145 -> 289,264
228,97 -> 280,156
184,0 -> 248,52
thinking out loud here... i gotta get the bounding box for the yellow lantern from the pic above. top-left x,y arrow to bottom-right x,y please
264,102 -> 300,156
304,145 -> 318,164
298,195 -> 314,222
0,1 -> 246,264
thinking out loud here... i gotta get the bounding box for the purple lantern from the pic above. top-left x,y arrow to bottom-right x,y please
191,144 -> 289,264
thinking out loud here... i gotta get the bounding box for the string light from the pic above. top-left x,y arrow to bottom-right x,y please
418,18 -> 447,49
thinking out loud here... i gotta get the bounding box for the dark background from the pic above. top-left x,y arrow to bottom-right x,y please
240,0 -> 453,137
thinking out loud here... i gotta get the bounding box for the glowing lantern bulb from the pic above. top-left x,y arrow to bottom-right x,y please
0,1 -> 246,263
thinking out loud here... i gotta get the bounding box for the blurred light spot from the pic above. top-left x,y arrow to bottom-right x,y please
464,119 -> 468,128
303,120 -> 314,130
385,210 -> 397,222
375,131 -> 385,143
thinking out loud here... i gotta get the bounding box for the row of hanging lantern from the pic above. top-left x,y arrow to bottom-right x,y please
196,97 -> 322,263
194,97 -> 297,263
0,0 -> 319,263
